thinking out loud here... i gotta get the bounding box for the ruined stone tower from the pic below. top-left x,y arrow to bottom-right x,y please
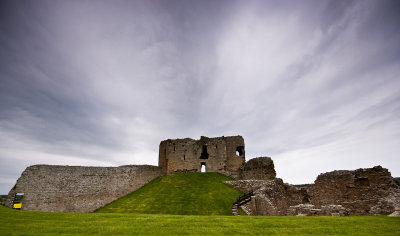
158,135 -> 245,178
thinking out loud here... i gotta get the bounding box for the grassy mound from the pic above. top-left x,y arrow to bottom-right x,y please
96,172 -> 242,215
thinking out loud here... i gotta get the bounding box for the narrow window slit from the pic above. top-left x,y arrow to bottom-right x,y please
200,145 -> 209,159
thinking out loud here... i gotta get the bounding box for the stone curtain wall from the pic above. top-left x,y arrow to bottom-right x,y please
158,136 -> 245,178
5,165 -> 162,212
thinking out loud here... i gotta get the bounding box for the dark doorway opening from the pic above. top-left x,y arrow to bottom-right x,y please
236,146 -> 244,156
201,162 -> 206,172
200,145 -> 209,159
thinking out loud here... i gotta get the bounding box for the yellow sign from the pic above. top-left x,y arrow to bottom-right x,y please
13,203 -> 22,209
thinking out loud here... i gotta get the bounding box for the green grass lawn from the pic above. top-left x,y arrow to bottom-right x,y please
1,206 -> 399,235
96,172 -> 243,215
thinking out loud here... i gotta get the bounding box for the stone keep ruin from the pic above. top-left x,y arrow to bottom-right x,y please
5,135 -> 400,216
159,136 -> 245,178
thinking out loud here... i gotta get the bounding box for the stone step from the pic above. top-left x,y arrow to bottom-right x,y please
232,194 -> 254,216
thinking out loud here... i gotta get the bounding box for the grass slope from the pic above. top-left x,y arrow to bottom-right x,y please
96,172 -> 242,215
1,206 -> 399,235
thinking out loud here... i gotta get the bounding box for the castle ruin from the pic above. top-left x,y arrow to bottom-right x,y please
5,135 -> 400,216
158,136 -> 245,178
226,164 -> 400,216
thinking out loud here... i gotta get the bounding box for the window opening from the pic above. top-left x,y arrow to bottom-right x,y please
201,163 -> 206,173
183,155 -> 186,160
13,193 -> 24,209
236,146 -> 244,156
200,145 -> 209,159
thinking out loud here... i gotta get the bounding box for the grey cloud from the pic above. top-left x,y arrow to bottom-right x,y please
0,0 -> 399,192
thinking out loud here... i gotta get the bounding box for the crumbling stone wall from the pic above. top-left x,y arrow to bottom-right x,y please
5,165 -> 162,212
308,166 -> 400,215
226,158 -> 400,216
239,157 -> 276,180
226,157 -> 307,216
158,136 -> 245,178
225,179 -> 308,215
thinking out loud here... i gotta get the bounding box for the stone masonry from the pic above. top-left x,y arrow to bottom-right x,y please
308,166 -> 400,215
226,161 -> 400,216
5,165 -> 162,212
158,136 -> 245,178
225,178 -> 308,216
6,135 -> 399,216
239,157 -> 276,180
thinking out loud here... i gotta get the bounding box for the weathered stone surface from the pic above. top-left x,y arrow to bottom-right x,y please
287,204 -> 321,216
239,157 -> 276,180
321,204 -> 349,216
388,210 -> 400,217
308,166 -> 400,216
240,204 -> 253,215
227,165 -> 400,216
287,204 -> 349,216
5,165 -> 162,212
225,179 -> 308,216
159,136 -> 245,178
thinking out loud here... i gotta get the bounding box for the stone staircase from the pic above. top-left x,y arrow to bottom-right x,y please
232,192 -> 253,216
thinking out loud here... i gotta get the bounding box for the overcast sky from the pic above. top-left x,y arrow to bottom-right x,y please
1,0 -> 399,193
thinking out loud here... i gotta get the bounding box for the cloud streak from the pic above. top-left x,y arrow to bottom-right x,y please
1,0 -> 399,192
